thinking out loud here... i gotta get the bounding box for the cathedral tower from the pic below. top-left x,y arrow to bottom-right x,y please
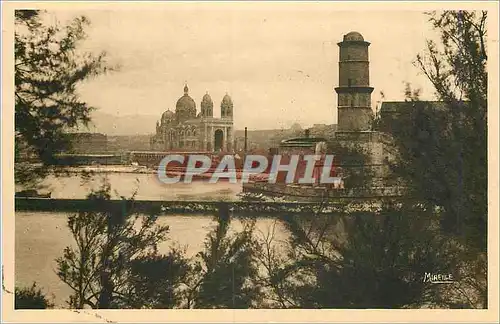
221,93 -> 233,119
201,92 -> 214,117
335,31 -> 374,131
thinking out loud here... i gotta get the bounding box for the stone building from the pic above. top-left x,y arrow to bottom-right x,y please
331,32 -> 454,166
275,31 -> 387,168
335,31 -> 374,131
330,31 -> 387,166
150,84 -> 234,152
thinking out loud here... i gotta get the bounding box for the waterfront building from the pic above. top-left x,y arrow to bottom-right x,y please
150,85 -> 234,152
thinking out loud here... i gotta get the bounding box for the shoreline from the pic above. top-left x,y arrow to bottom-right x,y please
64,165 -> 156,174
63,165 -> 247,181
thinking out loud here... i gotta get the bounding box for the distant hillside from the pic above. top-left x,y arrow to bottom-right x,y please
233,129 -> 296,150
107,135 -> 152,152
77,111 -> 336,150
83,111 -> 158,136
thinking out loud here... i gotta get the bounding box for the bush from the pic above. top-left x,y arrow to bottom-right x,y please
15,283 -> 54,309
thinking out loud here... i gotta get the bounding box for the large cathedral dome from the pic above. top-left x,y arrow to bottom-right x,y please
176,84 -> 196,123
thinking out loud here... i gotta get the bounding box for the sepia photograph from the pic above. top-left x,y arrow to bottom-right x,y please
2,1 -> 499,323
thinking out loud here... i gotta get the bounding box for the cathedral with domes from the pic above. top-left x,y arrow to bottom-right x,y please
150,84 -> 234,152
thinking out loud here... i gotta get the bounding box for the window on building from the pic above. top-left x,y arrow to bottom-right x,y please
348,79 -> 352,87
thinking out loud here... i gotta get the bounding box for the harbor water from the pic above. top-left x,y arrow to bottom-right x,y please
15,171 -> 289,307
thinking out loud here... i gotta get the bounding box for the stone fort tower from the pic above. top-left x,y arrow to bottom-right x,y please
335,31 -> 374,131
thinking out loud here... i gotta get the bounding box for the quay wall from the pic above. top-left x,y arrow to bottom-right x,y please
14,197 -> 393,216
242,182 -> 406,202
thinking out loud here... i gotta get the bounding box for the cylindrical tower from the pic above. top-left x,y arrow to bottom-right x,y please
334,31 -> 374,131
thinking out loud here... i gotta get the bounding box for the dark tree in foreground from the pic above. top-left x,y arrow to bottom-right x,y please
15,283 -> 54,309
127,248 -> 191,309
377,10 -> 487,252
372,10 -> 488,308
15,10 -> 112,187
256,202 -> 458,309
417,10 -> 487,253
185,206 -> 262,308
56,181 -> 173,309
56,189 -> 263,309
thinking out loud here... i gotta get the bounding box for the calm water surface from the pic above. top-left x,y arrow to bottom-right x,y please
15,212 -> 286,307
15,173 -> 287,307
30,172 -> 243,201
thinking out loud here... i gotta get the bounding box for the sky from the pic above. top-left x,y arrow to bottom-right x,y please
47,4 -> 440,130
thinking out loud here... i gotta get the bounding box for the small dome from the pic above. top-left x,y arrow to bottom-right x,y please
221,93 -> 233,118
161,110 -> 175,125
343,31 -> 364,42
221,93 -> 233,107
162,110 -> 175,119
201,92 -> 214,117
202,92 -> 213,104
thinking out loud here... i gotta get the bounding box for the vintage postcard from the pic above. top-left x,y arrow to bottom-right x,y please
2,1 -> 499,323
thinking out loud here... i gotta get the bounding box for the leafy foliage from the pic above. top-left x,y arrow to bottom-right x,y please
370,10 -> 488,308
56,191 -> 264,309
127,249 -> 191,309
256,202 -> 458,308
15,10 -> 112,186
55,181 -> 171,309
375,11 -> 487,252
185,205 -> 262,308
15,283 -> 54,309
